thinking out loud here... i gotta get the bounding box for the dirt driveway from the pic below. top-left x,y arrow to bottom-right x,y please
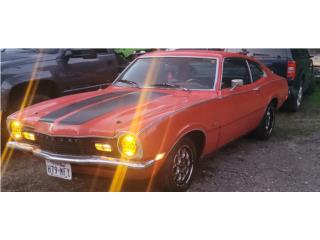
2,86 -> 320,192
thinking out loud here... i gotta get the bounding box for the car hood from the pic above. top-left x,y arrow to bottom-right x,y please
12,87 -> 208,137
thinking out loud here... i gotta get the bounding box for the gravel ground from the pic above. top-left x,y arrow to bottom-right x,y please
1,86 -> 320,192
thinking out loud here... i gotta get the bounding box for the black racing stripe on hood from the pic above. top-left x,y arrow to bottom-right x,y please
40,91 -> 130,123
59,91 -> 168,125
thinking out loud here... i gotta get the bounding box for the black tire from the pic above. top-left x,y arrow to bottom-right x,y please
286,85 -> 303,112
252,103 -> 276,140
154,137 -> 197,192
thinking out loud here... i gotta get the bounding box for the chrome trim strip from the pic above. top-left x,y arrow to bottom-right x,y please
7,141 -> 154,169
245,60 -> 253,84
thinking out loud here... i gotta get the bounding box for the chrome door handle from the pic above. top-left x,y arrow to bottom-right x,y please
252,87 -> 260,92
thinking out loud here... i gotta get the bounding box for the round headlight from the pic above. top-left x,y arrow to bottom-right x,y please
117,133 -> 140,159
9,120 -> 23,140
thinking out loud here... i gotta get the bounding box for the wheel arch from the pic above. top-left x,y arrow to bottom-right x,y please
171,129 -> 207,160
270,97 -> 278,108
183,130 -> 206,159
8,79 -> 58,103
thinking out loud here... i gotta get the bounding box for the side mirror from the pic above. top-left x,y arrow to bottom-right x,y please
64,50 -> 72,58
231,79 -> 244,91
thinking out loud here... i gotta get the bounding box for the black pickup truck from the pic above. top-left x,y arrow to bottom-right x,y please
225,49 -> 316,112
1,48 -> 128,144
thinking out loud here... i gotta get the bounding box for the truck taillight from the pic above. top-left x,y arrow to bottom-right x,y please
287,60 -> 296,79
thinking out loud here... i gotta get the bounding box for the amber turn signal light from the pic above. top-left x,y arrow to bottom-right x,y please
23,132 -> 36,141
95,143 -> 112,152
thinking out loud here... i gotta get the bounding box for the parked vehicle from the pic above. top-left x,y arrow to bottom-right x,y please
309,49 -> 320,79
126,49 -> 162,61
224,49 -> 315,111
1,48 -> 129,145
6,50 -> 288,191
314,67 -> 320,80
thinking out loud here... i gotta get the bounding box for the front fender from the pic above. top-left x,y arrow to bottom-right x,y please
138,110 -> 208,163
1,70 -> 54,113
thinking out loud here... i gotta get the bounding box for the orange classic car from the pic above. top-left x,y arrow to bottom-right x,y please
6,50 -> 288,191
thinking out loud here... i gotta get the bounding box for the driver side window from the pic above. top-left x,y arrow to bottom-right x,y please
222,58 -> 251,89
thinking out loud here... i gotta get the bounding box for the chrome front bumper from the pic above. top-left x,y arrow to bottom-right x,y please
7,141 -> 155,169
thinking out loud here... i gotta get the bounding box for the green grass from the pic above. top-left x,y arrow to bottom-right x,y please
306,84 -> 320,107
114,48 -> 145,58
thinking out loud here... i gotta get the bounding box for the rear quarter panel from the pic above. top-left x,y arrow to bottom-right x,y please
260,66 -> 289,109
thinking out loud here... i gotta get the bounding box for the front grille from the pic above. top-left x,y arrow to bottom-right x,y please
36,134 -> 86,155
22,131 -> 120,158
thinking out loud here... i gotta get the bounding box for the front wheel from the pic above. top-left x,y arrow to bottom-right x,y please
252,103 -> 276,140
154,137 -> 197,191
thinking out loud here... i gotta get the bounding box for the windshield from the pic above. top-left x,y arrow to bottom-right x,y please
114,57 -> 217,90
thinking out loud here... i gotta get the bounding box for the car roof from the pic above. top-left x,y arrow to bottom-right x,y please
140,49 -> 248,59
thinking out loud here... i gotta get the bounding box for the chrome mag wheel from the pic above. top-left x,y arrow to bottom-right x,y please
265,105 -> 275,136
172,145 -> 194,187
297,86 -> 303,108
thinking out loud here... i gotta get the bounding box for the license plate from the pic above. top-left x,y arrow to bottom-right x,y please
45,160 -> 72,180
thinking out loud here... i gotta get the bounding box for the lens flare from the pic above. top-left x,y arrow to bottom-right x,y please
1,50 -> 42,174
109,58 -> 159,192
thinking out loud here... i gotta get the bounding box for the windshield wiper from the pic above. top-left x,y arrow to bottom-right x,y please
150,82 -> 189,91
116,79 -> 140,88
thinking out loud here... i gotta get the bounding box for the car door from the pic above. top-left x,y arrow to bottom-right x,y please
216,57 -> 261,147
57,49 -> 119,95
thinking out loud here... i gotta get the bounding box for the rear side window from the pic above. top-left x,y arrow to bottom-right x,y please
248,61 -> 264,82
226,49 -> 288,58
222,58 -> 251,89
